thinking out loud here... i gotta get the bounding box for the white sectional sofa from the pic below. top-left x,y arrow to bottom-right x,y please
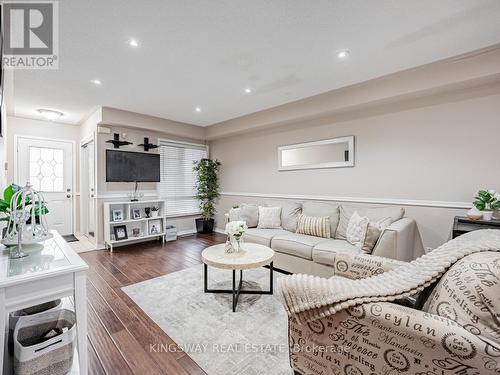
228,200 -> 424,277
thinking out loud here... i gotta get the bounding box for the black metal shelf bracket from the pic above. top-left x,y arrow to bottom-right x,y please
106,133 -> 133,148
138,137 -> 159,152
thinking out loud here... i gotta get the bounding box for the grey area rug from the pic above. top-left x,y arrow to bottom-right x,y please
122,265 -> 294,375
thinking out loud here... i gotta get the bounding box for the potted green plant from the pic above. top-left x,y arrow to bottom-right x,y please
474,189 -> 500,221
151,206 -> 160,218
0,184 -> 49,237
193,158 -> 220,233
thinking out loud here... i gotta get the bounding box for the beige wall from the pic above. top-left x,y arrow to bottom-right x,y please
5,116 -> 82,232
101,107 -> 205,140
210,93 -> 500,248
93,123 -> 206,246
80,107 -> 101,141
206,46 -> 500,139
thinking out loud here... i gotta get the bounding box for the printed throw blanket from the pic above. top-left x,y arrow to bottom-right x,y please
278,229 -> 500,323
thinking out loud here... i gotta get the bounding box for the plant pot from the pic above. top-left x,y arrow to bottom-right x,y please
195,218 -> 214,234
482,210 -> 494,221
151,211 -> 159,218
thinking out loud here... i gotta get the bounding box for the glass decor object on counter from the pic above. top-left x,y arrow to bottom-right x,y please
2,182 -> 53,247
10,209 -> 30,259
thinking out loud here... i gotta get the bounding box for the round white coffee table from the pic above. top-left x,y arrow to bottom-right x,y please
202,243 -> 275,312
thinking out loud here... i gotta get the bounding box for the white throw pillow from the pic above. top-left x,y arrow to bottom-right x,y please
257,206 -> 282,229
346,211 -> 370,248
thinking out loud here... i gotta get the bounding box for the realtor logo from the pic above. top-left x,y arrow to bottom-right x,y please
2,1 -> 59,69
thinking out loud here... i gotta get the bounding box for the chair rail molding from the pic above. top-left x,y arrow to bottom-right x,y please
220,191 -> 471,209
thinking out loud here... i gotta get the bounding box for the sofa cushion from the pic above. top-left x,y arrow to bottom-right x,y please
423,251 -> 500,347
301,201 -> 339,237
266,200 -> 302,232
243,228 -> 287,247
238,204 -> 259,228
336,205 -> 405,240
312,240 -> 360,266
296,214 -> 331,238
271,233 -> 327,260
257,206 -> 282,229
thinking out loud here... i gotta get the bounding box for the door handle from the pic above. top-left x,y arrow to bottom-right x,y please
66,194 -> 71,198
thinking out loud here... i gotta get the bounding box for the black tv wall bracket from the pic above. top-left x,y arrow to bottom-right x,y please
138,137 -> 159,152
106,133 -> 133,148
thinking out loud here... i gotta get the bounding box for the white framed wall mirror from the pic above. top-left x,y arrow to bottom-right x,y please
278,136 -> 354,171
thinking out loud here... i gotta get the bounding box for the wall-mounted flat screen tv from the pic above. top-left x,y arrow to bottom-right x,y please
106,150 -> 160,182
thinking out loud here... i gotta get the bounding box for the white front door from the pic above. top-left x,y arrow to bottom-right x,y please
16,137 -> 74,235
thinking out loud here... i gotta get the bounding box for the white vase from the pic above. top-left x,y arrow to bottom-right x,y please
482,210 -> 494,221
151,211 -> 158,218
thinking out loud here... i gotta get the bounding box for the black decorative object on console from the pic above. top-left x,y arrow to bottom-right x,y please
138,137 -> 159,152
106,133 -> 133,148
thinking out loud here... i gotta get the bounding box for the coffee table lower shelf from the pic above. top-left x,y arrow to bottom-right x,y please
203,262 -> 274,312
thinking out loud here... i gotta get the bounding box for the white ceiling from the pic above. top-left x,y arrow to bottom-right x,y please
10,0 -> 500,126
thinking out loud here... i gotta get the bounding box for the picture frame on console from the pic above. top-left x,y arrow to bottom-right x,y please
113,225 -> 128,240
149,219 -> 162,235
132,208 -> 141,219
112,209 -> 124,222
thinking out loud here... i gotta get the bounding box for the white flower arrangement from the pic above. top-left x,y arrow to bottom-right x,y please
225,220 -> 247,239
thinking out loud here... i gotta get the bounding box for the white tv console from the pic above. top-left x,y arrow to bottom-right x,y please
103,199 -> 166,252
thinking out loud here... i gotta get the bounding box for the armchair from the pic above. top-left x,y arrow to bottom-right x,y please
283,232 -> 500,375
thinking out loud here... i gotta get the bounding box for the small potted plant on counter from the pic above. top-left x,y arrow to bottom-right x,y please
0,184 -> 49,237
193,158 -> 220,233
474,189 -> 500,221
150,206 -> 160,218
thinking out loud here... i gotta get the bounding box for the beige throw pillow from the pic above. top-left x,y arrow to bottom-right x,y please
296,214 -> 331,238
335,205 -> 404,240
257,206 -> 282,229
362,217 -> 393,254
423,251 -> 500,347
346,212 -> 369,248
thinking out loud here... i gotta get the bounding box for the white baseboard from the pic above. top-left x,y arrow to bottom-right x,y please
220,191 -> 471,209
177,229 -> 197,237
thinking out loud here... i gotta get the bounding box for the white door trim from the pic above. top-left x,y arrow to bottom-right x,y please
79,133 -> 98,242
14,134 -> 77,234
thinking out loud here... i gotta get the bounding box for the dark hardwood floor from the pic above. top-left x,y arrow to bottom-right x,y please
80,232 -> 226,375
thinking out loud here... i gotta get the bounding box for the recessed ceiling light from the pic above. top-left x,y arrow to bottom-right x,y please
244,88 -> 252,94
37,109 -> 63,121
195,107 -> 201,112
128,39 -> 139,47
337,50 -> 350,59
91,79 -> 102,85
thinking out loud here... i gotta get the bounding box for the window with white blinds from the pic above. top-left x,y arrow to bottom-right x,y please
159,140 -> 208,216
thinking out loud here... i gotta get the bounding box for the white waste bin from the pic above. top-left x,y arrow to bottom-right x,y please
165,225 -> 177,241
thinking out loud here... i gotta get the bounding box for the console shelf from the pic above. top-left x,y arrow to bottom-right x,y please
104,199 -> 167,252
